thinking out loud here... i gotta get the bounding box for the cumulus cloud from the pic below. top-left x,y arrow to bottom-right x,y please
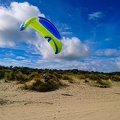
88,11 -> 103,20
1,56 -> 120,72
0,2 -> 44,47
88,58 -> 120,72
33,36 -> 90,61
116,58 -> 120,71
96,49 -> 120,57
0,57 -> 34,67
60,37 -> 90,60
36,57 -> 120,72
105,38 -> 112,41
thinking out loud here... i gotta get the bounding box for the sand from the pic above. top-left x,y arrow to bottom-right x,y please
0,80 -> 120,120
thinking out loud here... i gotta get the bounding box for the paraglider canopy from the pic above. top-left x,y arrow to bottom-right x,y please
20,16 -> 62,54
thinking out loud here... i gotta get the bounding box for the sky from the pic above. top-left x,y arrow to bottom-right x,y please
0,0 -> 120,72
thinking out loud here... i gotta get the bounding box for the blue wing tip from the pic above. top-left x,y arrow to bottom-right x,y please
20,27 -> 23,31
20,23 -> 25,31
55,52 -> 58,54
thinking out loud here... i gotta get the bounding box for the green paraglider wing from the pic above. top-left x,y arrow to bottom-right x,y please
20,16 -> 62,54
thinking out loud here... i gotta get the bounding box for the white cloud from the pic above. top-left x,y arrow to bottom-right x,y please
0,2 -> 44,47
88,12 -> 103,20
35,57 -> 120,72
0,58 -> 33,67
96,49 -> 120,57
33,36 -> 90,61
60,37 -> 90,60
105,38 -> 112,41
61,32 -> 72,35
0,56 -> 120,72
16,56 -> 25,60
61,23 -> 71,30
116,58 -> 120,71
89,58 -> 120,72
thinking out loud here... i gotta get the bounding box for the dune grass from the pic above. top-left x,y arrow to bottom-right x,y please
92,79 -> 112,88
0,66 -> 120,92
23,73 -> 66,92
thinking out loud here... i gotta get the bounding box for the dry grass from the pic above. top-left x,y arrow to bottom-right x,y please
23,76 -> 66,92
92,79 -> 112,88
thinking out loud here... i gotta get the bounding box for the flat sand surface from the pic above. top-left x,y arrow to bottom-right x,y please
0,80 -> 120,120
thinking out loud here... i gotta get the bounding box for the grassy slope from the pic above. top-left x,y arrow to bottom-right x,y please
0,66 -> 120,92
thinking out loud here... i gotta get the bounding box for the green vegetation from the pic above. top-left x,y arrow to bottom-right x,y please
0,66 -> 120,91
96,79 -> 112,88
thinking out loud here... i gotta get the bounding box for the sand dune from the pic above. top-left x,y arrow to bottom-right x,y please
0,80 -> 120,120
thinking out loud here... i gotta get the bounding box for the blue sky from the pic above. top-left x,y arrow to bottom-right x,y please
0,0 -> 120,72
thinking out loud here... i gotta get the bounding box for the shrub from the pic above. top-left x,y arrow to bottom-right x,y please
95,79 -> 112,88
23,78 -> 61,92
62,75 -> 70,80
76,74 -> 86,79
110,75 -> 120,81
88,74 -> 100,81
53,72 -> 62,79
0,70 -> 5,79
28,72 -> 41,80
5,71 -> 15,81
15,71 -> 28,83
62,75 -> 74,83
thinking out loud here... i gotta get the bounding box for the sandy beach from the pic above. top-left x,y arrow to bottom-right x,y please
0,80 -> 120,120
